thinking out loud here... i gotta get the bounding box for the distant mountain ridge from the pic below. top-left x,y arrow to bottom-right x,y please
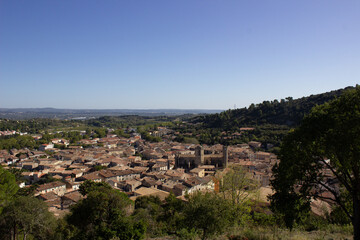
0,108 -> 223,120
196,86 -> 356,130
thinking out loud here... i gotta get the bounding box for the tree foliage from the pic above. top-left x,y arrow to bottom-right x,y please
199,86 -> 353,129
270,86 -> 360,239
78,180 -> 112,196
0,195 -> 56,240
184,192 -> 234,240
0,135 -> 37,150
0,166 -> 19,214
67,186 -> 143,240
217,166 -> 257,206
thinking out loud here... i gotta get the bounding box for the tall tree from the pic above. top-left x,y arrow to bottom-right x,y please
78,179 -> 112,196
0,196 -> 56,240
184,192 -> 233,240
0,166 -> 19,214
216,166 -> 257,205
67,186 -> 145,240
270,86 -> 360,239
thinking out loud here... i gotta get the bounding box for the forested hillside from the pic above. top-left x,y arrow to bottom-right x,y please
195,86 -> 355,130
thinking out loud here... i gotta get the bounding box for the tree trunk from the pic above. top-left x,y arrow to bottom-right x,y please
353,197 -> 360,240
13,227 -> 16,240
202,229 -> 207,240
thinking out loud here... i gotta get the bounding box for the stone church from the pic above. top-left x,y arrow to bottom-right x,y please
175,145 -> 228,171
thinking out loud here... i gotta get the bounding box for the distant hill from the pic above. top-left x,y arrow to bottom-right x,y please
0,108 -> 223,120
195,86 -> 356,130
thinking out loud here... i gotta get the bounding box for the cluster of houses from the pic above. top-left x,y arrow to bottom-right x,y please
0,130 -> 279,216
0,130 -> 27,136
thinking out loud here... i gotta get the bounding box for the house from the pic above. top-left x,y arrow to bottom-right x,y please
198,165 -> 216,176
37,192 -> 61,209
121,179 -> 142,192
95,158 -> 112,166
22,162 -> 39,171
252,171 -> 270,187
173,184 -> 187,196
99,170 -> 118,182
151,162 -> 168,172
78,172 -> 102,182
165,169 -> 189,181
130,187 -> 169,201
141,177 -> 161,189
109,158 -> 129,167
113,169 -> 141,181
35,181 -> 67,196
22,171 -> 46,184
38,192 -> 59,202
248,141 -> 262,149
131,166 -> 149,174
183,176 -> 215,194
39,143 -> 55,151
255,151 -> 271,162
239,160 -> 256,172
190,168 -> 205,177
160,180 -> 179,193
51,138 -> 69,147
107,179 -> 122,189
65,181 -> 82,192
61,191 -> 83,209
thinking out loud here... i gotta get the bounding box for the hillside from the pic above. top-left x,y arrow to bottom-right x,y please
195,86 -> 355,130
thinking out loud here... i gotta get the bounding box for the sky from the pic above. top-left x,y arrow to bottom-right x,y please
1,1 -> 359,110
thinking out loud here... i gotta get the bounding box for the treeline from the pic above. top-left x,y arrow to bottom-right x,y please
173,123 -> 289,148
197,86 -> 354,129
86,115 -> 178,129
0,135 -> 38,150
170,86 -> 355,148
0,115 -> 181,134
0,128 -> 110,150
0,119 -> 78,134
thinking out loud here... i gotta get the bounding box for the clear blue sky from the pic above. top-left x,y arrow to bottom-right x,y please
1,1 -> 359,109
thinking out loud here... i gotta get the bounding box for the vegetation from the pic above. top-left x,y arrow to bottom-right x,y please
217,166 -> 258,206
169,86 -> 355,148
0,195 -> 56,240
0,166 -> 19,214
184,192 -> 235,240
0,135 -> 38,150
198,86 -> 354,129
0,86 -> 359,239
270,86 -> 360,239
78,179 -> 113,196
67,183 -> 144,240
0,166 -> 352,239
0,115 -> 178,149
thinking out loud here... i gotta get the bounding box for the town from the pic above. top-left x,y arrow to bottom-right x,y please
0,126 -> 277,217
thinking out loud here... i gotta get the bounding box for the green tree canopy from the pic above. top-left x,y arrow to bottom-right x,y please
270,86 -> 360,239
217,166 -> 257,206
0,166 -> 19,214
0,195 -> 56,240
67,186 -> 144,240
184,192 -> 234,240
78,179 -> 112,196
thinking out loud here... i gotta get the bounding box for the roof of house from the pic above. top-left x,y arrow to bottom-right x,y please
130,187 -> 169,201
62,191 -> 83,202
37,181 -> 66,192
38,192 -> 60,201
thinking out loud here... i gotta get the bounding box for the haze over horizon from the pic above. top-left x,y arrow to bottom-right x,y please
1,1 -> 359,109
